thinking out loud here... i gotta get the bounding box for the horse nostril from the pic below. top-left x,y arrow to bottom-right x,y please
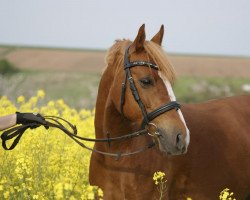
176,133 -> 181,144
176,133 -> 184,150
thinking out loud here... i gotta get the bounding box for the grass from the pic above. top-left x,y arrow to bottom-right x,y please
174,76 -> 250,103
0,70 -> 101,109
0,70 -> 249,109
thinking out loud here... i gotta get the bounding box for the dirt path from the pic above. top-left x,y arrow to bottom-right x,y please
1,47 -> 250,77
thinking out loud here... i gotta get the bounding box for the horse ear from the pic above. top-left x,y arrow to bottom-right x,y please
131,24 -> 146,52
151,25 -> 164,46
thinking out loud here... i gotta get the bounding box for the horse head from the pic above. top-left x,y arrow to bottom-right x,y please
104,24 -> 190,155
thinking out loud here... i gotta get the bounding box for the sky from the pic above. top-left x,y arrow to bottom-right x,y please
0,0 -> 250,56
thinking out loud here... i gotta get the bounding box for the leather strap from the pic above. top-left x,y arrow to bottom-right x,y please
124,61 -> 158,70
0,115 -> 154,160
141,101 -> 181,128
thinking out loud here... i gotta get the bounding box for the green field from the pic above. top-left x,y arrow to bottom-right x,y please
0,70 -> 100,109
1,70 -> 249,109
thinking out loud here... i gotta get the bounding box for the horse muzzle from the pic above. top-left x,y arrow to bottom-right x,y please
147,123 -> 188,155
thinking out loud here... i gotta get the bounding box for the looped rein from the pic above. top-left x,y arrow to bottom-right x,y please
0,115 -> 154,160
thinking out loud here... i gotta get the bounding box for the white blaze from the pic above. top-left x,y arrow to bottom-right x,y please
159,72 -> 190,146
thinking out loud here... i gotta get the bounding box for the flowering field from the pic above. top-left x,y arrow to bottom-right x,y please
0,90 -> 237,200
0,90 -> 102,199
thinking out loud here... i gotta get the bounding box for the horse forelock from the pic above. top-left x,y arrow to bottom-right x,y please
103,40 -> 131,75
104,40 -> 176,85
144,41 -> 176,85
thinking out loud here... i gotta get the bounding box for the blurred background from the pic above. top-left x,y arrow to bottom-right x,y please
0,0 -> 250,109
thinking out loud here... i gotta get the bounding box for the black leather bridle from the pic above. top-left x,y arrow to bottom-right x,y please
120,45 -> 181,128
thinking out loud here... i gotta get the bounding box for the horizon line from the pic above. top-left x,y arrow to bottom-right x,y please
0,43 -> 250,59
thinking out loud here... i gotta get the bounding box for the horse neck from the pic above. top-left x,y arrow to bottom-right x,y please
95,66 -> 133,140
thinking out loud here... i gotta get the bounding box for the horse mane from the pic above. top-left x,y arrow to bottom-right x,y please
104,39 -> 176,84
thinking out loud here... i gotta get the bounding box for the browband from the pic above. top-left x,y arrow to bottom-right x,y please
124,61 -> 159,70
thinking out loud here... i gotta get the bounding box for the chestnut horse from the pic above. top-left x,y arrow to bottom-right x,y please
89,24 -> 250,199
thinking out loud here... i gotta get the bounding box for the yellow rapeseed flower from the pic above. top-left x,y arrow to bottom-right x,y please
98,188 -> 104,197
0,90 -> 103,199
153,171 -> 166,185
3,191 -> 9,199
48,100 -> 55,107
64,183 -> 73,191
153,171 -> 167,199
17,95 -> 25,104
37,89 -> 45,99
32,194 -> 39,199
87,193 -> 95,200
219,188 -> 236,200
69,196 -> 77,200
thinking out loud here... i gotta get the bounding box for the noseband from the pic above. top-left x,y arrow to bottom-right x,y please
120,45 -> 181,128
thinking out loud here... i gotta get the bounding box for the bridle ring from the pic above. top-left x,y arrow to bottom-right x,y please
146,123 -> 161,137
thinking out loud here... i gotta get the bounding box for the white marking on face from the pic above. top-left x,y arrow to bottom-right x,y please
158,72 -> 190,146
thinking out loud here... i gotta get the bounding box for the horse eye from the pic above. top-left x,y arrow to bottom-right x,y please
139,77 -> 154,87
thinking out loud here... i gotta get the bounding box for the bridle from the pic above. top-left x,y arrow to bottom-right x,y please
1,45 -> 181,160
120,45 -> 181,129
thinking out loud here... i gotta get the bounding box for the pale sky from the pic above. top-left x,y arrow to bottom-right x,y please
0,0 -> 250,56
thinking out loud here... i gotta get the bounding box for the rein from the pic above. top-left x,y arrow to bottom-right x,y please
1,44 -> 181,159
1,115 -> 155,160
